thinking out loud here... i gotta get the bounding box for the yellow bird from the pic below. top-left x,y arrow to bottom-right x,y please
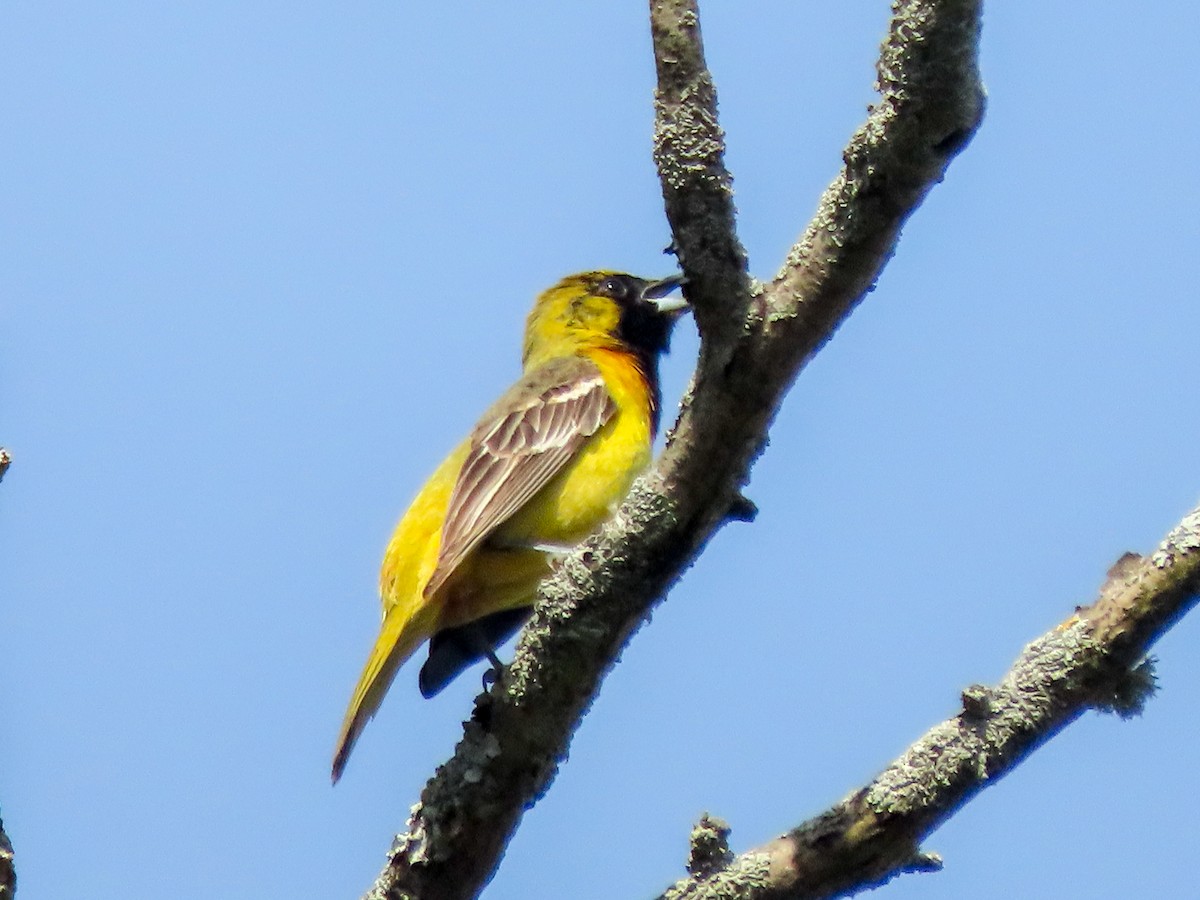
331,271 -> 687,782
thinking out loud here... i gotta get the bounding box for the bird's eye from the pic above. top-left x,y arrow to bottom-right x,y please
598,277 -> 629,300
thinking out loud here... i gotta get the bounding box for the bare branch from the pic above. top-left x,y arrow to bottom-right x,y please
765,0 -> 985,349
658,505 -> 1200,899
650,0 -> 751,346
364,2 -> 983,897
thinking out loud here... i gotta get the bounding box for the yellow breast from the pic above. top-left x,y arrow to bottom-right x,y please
496,347 -> 652,545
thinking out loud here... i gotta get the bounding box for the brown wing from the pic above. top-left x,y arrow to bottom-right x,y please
423,356 -> 616,599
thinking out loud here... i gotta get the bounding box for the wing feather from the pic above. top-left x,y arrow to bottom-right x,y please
423,356 -> 615,598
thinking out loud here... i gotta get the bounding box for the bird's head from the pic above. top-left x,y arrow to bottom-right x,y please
522,271 -> 687,368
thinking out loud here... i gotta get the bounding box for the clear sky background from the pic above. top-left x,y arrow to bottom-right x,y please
3,3 -> 1199,898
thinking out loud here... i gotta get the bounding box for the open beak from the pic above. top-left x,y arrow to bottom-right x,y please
641,274 -> 688,315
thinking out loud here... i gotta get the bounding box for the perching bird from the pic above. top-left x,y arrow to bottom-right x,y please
331,270 -> 687,782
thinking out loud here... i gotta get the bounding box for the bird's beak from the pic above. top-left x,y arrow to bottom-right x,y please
641,274 -> 688,315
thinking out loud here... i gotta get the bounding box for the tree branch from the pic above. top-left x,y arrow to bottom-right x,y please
649,0 -> 751,347
658,505 -> 1200,899
364,2 -> 983,897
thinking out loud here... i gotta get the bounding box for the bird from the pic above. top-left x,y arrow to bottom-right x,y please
331,270 -> 687,783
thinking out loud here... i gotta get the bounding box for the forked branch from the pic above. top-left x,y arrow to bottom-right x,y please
365,2 -> 983,897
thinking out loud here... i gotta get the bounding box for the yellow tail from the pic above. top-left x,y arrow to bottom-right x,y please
331,603 -> 439,783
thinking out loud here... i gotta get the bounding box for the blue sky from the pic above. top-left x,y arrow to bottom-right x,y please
3,3 -> 1199,898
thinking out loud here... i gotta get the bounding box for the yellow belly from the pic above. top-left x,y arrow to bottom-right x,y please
495,416 -> 650,545
496,347 -> 653,545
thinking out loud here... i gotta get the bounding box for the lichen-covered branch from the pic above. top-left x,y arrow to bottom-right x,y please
649,0 -> 751,348
658,505 -> 1200,899
364,2 -> 983,898
0,448 -> 11,484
